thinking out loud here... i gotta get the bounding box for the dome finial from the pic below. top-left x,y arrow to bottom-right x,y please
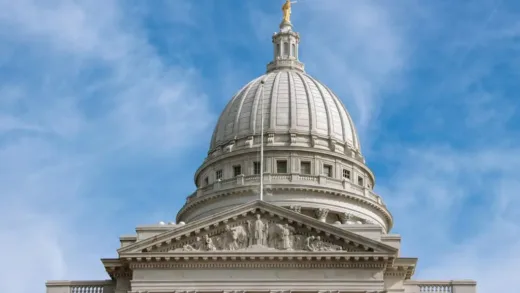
282,0 -> 297,24
266,1 -> 304,73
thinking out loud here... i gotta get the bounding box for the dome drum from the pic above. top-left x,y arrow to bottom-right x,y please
178,186 -> 391,231
195,148 -> 374,191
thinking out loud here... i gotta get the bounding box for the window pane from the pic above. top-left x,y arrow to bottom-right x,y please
254,161 -> 261,175
216,170 -> 223,180
277,160 -> 288,173
343,169 -> 350,179
233,165 -> 242,177
301,162 -> 311,175
323,164 -> 332,177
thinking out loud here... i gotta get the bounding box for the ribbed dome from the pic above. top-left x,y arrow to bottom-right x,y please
210,70 -> 361,153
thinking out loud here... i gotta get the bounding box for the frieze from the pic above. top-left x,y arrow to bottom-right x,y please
161,214 -> 347,253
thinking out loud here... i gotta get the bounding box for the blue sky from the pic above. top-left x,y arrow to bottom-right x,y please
0,0 -> 519,292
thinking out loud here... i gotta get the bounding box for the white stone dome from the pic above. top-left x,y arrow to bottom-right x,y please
177,21 -> 392,232
209,71 -> 361,154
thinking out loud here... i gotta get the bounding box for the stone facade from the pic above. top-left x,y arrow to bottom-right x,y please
46,14 -> 477,293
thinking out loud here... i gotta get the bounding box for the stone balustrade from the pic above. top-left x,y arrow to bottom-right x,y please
404,280 -> 477,293
189,173 -> 383,205
47,279 -> 476,293
46,281 -> 114,293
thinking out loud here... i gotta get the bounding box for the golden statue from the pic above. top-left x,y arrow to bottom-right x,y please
282,0 -> 297,23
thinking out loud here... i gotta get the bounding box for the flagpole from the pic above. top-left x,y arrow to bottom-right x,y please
259,80 -> 265,201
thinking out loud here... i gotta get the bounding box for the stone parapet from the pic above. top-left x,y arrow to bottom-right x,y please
404,280 -> 477,293
46,280 -> 114,293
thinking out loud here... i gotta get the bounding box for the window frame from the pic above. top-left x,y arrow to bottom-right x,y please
276,160 -> 288,174
300,161 -> 311,175
253,161 -> 261,175
323,164 -> 333,177
343,169 -> 351,179
233,165 -> 242,177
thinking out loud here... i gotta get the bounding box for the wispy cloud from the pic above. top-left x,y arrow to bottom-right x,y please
1,1 -> 519,293
378,146 -> 520,293
0,0 -> 215,292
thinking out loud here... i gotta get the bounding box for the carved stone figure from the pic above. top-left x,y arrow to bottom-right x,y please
281,223 -> 292,250
166,215 -> 347,252
304,235 -> 342,252
252,214 -> 268,246
340,212 -> 357,225
202,235 -> 216,251
223,224 -> 248,250
182,237 -> 201,251
315,208 -> 329,222
289,205 -> 301,213
305,236 -> 315,251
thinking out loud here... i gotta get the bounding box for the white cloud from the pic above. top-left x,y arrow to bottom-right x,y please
0,1 -> 215,292
378,146 -> 520,293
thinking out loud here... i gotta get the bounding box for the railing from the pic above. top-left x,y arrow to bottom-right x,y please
404,280 -> 476,293
46,281 -> 114,293
192,173 -> 383,204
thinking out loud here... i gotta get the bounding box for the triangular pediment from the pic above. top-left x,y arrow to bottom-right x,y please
118,201 -> 397,255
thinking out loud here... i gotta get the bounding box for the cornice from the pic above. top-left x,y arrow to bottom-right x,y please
102,258 -> 132,280
125,256 -> 389,270
385,257 -> 417,280
121,252 -> 394,262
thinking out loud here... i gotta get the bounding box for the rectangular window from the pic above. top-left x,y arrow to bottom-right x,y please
323,164 -> 333,177
233,165 -> 242,177
277,160 -> 288,173
358,176 -> 364,186
253,161 -> 261,175
343,169 -> 351,179
283,42 -> 289,57
216,170 -> 223,180
300,161 -> 311,175
204,177 -> 209,186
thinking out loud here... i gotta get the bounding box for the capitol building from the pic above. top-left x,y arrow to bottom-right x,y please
47,3 -> 476,293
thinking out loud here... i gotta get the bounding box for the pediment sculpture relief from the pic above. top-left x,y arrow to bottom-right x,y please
168,214 -> 344,252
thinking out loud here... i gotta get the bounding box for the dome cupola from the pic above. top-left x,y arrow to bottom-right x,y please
177,3 -> 393,233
